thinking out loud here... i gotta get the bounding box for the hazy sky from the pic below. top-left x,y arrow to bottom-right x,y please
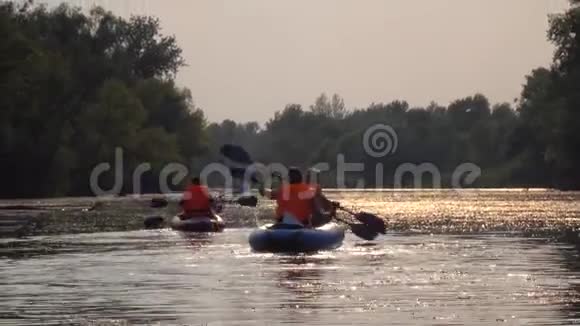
48,0 -> 569,122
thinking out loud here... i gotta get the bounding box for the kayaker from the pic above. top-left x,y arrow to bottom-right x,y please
180,177 -> 215,219
261,167 -> 332,227
306,168 -> 337,227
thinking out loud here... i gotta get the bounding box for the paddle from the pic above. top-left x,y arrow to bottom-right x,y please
229,195 -> 258,207
336,205 -> 387,235
150,197 -> 169,208
333,215 -> 379,241
149,195 -> 257,209
143,195 -> 258,228
219,144 -> 260,183
144,215 -> 165,229
220,144 -> 254,165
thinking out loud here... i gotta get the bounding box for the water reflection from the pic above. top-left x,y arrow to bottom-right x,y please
0,229 -> 189,260
179,232 -> 214,249
272,255 -> 334,324
1,190 -> 579,238
554,229 -> 580,323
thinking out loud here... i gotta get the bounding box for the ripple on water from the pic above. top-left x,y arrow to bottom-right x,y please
2,230 -> 580,325
1,191 -> 580,325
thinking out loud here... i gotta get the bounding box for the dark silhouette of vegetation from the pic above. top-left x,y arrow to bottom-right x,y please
0,2 -> 206,197
1,1 -> 579,197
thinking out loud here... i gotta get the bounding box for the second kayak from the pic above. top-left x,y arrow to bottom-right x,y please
249,222 -> 345,253
170,214 -> 225,232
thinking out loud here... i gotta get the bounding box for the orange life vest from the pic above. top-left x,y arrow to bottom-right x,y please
276,183 -> 316,223
181,185 -> 211,212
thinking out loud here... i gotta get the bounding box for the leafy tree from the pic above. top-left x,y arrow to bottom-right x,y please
513,2 -> 580,189
0,3 -> 205,197
310,93 -> 347,119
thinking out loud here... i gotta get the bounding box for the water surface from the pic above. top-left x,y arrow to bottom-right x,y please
1,190 -> 580,325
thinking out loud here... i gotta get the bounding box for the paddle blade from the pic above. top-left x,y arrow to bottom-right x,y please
144,216 -> 165,229
354,212 -> 387,234
350,224 -> 379,241
220,145 -> 260,183
150,197 -> 169,208
237,195 -> 258,207
220,144 -> 254,165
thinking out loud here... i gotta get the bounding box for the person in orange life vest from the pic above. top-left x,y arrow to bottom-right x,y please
261,168 -> 329,227
306,168 -> 338,227
179,177 -> 215,219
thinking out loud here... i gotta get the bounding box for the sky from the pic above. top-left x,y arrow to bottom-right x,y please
43,0 -> 570,123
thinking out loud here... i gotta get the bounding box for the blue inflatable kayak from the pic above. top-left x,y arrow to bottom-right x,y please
249,222 -> 345,253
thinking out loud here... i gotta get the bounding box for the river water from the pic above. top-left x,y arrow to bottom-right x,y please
1,190 -> 580,325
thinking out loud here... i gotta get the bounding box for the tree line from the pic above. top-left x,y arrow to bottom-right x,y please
1,2 -> 579,198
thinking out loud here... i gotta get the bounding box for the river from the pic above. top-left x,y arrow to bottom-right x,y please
1,190 -> 580,325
